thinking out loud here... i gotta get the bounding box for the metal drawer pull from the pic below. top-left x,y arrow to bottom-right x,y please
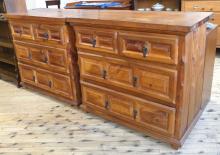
32,75 -> 36,82
143,46 -> 148,57
15,29 -> 22,34
44,56 -> 48,63
104,100 -> 109,109
133,109 -> 138,119
28,53 -> 32,59
102,70 -> 107,79
48,80 -> 52,88
133,76 -> 138,87
43,32 -> 49,39
92,39 -> 96,47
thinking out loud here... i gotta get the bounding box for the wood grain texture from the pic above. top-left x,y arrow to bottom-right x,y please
8,18 -> 81,105
5,8 -> 216,149
0,51 -> 219,154
5,8 -> 212,33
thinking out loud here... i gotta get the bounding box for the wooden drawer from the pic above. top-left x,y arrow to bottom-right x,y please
19,64 -> 74,100
82,83 -> 176,135
10,22 -> 34,40
75,27 -> 117,54
15,42 -> 69,74
118,32 -> 179,65
79,54 -> 177,104
33,24 -> 67,46
183,1 -> 220,12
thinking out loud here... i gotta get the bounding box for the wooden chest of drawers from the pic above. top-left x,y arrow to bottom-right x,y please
72,20 -> 211,148
182,0 -> 220,47
9,19 -> 81,105
6,9 -> 214,149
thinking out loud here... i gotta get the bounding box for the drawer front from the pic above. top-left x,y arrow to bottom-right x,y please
133,66 -> 177,104
19,64 -> 35,84
183,1 -> 220,12
15,43 -> 69,73
79,55 -> 105,80
82,84 -> 175,135
36,70 -> 73,99
79,55 -> 134,88
118,32 -> 178,65
19,64 -> 74,99
82,85 -> 134,120
10,23 -> 34,40
34,24 -> 67,46
79,54 -> 177,104
75,27 -> 117,54
135,100 -> 175,135
82,85 -> 107,110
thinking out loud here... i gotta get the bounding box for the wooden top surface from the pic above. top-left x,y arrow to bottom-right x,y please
5,8 -> 213,33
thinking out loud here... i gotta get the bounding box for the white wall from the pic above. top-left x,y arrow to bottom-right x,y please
26,0 -> 74,10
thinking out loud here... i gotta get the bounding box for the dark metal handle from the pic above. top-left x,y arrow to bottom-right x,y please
92,39 -> 96,47
32,75 -> 36,82
15,29 -> 22,35
28,53 -> 32,59
104,100 -> 109,109
44,56 -> 48,63
133,76 -> 138,87
102,70 -> 107,79
48,80 -> 52,88
143,46 -> 148,58
133,109 -> 138,119
43,32 -> 49,39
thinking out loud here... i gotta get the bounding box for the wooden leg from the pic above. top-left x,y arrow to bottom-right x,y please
58,4 -> 60,9
171,144 -> 181,150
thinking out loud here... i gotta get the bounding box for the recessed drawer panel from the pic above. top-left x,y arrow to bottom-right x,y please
82,85 -> 107,110
34,24 -> 66,46
10,23 -> 34,40
75,27 -> 117,54
136,100 -> 175,135
118,32 -> 178,65
15,43 -> 69,74
19,64 -> 35,84
79,55 -> 134,88
19,64 -> 74,100
183,1 -> 220,12
82,83 -> 175,135
79,55 -> 105,80
133,66 -> 177,104
79,54 -> 177,104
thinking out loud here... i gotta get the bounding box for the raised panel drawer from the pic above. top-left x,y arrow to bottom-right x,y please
82,83 -> 175,135
10,22 -> 34,40
75,27 -> 117,54
19,64 -> 74,100
33,24 -> 67,46
183,1 -> 220,12
118,32 -> 179,65
15,42 -> 69,74
79,54 -> 177,104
